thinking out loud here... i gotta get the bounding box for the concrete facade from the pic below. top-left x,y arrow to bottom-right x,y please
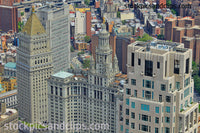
120,41 -> 199,133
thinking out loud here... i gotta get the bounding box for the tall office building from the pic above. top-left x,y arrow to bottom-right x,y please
48,25 -> 123,133
120,41 -> 199,133
17,10 -> 53,123
37,3 -> 70,73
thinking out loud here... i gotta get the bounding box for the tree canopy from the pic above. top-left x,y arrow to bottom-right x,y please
192,61 -> 200,93
136,33 -> 153,42
84,36 -> 91,43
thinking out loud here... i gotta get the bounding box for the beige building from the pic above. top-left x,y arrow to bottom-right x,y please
0,102 -> 18,133
120,11 -> 134,21
120,41 -> 199,133
17,11 -> 53,123
75,11 -> 86,36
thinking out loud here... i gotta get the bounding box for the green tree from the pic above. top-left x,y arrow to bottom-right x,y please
84,35 -> 91,43
83,59 -> 90,68
122,20 -> 126,25
117,11 -> 120,18
192,61 -> 200,93
136,33 -> 153,42
157,34 -> 164,40
18,21 -> 24,32
77,51 -> 85,56
84,0 -> 90,6
157,13 -> 162,19
166,0 -> 171,5
21,12 -> 24,16
70,46 -> 74,52
171,9 -> 177,15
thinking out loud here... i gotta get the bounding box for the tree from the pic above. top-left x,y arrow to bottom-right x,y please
192,61 -> 200,93
157,34 -> 164,40
84,0 -> 90,6
18,21 -> 24,32
136,33 -> 153,42
83,59 -> 90,68
157,13 -> 162,19
122,20 -> 126,25
84,36 -> 91,43
171,9 -> 177,15
117,11 -> 120,18
77,51 -> 85,56
21,12 -> 24,16
166,0 -> 171,5
70,46 -> 74,52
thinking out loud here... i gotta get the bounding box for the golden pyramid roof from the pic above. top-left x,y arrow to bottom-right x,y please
22,13 -> 46,36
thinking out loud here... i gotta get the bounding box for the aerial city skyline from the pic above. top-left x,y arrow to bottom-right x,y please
0,0 -> 200,133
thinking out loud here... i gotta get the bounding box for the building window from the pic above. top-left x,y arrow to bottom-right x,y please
145,91 -> 151,100
165,117 -> 170,123
126,109 -> 129,115
126,88 -> 131,95
120,125 -> 123,131
60,88 -> 62,96
134,90 -> 137,97
184,88 -> 190,98
166,96 -> 171,103
131,112 -> 135,119
141,125 -> 148,132
145,60 -> 153,77
55,87 -> 58,95
131,102 -> 135,108
145,80 -> 151,88
184,77 -> 190,87
185,58 -> 189,74
161,84 -> 166,91
126,119 -> 129,125
51,86 -> 53,94
165,106 -> 170,113
131,123 -> 135,129
155,107 -> 159,113
159,95 -> 162,102
131,79 -> 136,85
155,117 -> 159,124
165,127 -> 170,133
138,59 -> 141,65
157,62 -> 160,69
176,82 -> 180,90
125,129 -> 129,133
131,53 -> 134,66
141,104 -> 150,111
126,99 -> 129,105
142,114 -> 148,121
155,128 -> 159,133
174,60 -> 180,74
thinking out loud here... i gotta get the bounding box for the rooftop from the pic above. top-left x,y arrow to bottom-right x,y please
52,71 -> 74,79
4,62 -> 16,69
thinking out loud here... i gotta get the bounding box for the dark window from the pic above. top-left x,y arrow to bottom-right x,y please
131,123 -> 135,129
131,79 -> 136,85
157,62 -> 160,69
174,60 -> 180,74
134,90 -> 137,97
126,88 -> 131,95
161,84 -> 166,91
186,58 -> 189,74
142,114 -> 148,121
126,109 -> 129,115
145,91 -> 151,100
60,88 -> 62,96
166,96 -> 171,102
145,60 -> 153,76
51,86 -> 53,94
155,128 -> 159,133
55,87 -> 58,95
155,117 -> 159,124
131,53 -> 134,66
159,95 -> 162,102
126,119 -> 129,125
131,112 -> 135,119
138,59 -> 141,65
141,125 -> 148,132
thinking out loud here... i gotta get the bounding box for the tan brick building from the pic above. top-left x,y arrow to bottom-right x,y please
165,16 -> 200,65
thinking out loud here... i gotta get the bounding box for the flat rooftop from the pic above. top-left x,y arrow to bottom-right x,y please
52,71 -> 74,79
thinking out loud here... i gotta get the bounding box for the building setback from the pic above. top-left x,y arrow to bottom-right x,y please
17,11 -> 53,123
119,41 -> 198,133
0,5 -> 18,33
37,3 -> 70,73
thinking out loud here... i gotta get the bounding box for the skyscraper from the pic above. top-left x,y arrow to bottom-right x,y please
120,41 -> 199,133
37,3 -> 70,73
17,10 -> 53,123
48,25 -> 123,133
